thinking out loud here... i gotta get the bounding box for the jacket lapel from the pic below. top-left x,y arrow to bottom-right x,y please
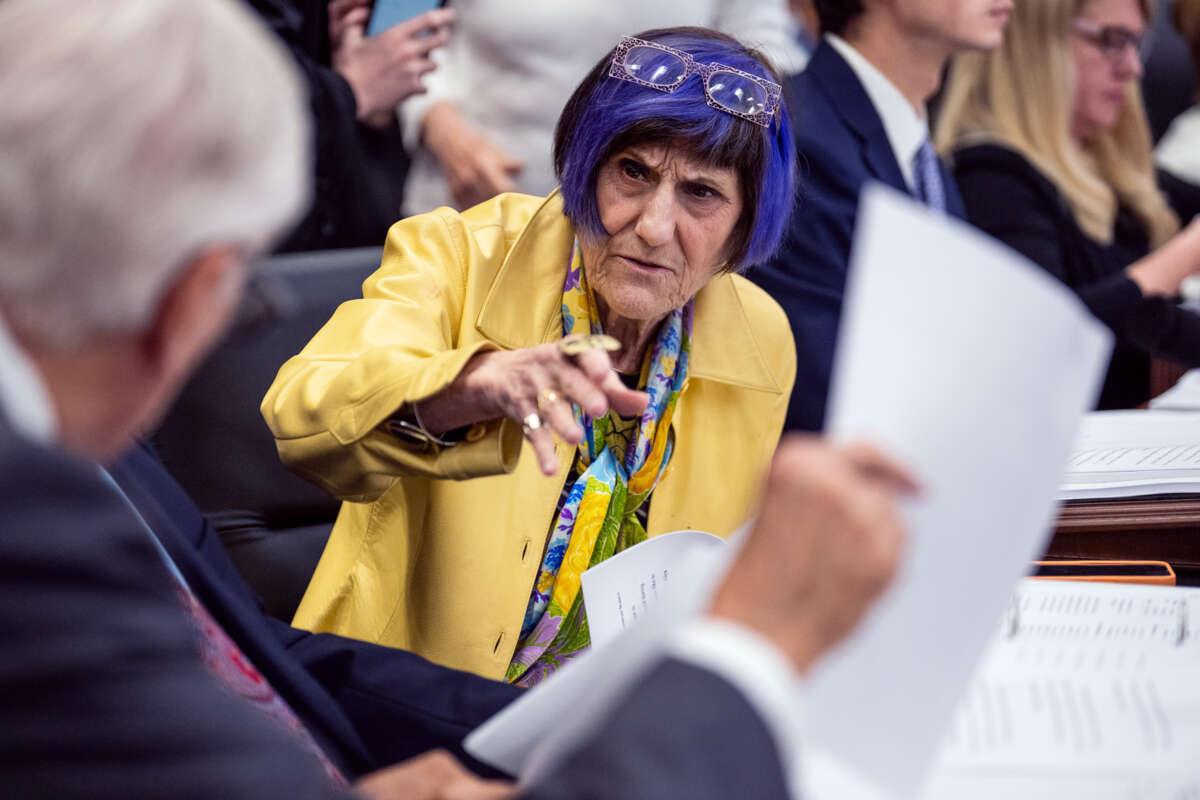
107,445 -> 375,774
807,42 -> 910,195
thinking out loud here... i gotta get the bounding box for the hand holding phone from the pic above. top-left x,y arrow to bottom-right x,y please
329,0 -> 455,125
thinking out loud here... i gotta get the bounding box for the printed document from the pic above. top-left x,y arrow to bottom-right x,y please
1060,410 -> 1200,499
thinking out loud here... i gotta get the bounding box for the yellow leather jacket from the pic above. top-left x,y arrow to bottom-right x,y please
262,192 -> 796,679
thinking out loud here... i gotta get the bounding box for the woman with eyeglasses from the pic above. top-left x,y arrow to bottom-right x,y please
935,0 -> 1200,409
263,27 -> 796,683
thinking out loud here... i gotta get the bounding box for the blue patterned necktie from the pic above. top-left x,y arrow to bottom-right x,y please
912,139 -> 946,213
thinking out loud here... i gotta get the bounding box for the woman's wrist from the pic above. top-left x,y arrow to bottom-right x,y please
421,101 -> 466,158
1127,219 -> 1200,297
411,351 -> 502,435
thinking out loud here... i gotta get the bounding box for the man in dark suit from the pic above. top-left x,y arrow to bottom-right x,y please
750,0 -> 1012,432
0,0 -> 915,795
107,439 -> 520,778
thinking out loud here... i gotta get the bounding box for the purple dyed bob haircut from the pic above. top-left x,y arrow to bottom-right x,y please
554,26 -> 796,270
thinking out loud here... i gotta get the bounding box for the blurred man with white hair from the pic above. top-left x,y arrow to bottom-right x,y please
0,0 -> 516,796
0,0 -> 915,797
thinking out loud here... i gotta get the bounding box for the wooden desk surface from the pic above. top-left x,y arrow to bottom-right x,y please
1047,365 -> 1199,577
1050,497 -> 1200,582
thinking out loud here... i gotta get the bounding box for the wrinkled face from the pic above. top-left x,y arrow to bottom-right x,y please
580,143 -> 743,323
1070,0 -> 1145,142
894,0 -> 1013,52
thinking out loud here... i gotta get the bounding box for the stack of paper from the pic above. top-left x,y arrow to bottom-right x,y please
920,579 -> 1200,798
1059,410 -> 1200,500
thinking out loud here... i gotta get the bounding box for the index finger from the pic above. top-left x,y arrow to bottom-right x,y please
840,442 -> 922,494
398,6 -> 455,33
573,346 -> 615,383
329,0 -> 370,17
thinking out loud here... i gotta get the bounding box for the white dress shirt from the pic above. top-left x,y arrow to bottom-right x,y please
400,0 -> 809,215
825,34 -> 929,192
0,315 -> 56,444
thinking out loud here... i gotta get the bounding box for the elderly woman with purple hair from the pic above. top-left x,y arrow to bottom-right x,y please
263,27 -> 798,684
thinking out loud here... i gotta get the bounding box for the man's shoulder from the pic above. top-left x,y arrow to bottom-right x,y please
785,43 -> 868,144
0,424 -> 175,609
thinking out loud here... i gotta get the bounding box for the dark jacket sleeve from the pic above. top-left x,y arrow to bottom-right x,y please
0,432 -> 349,800
956,147 -> 1200,368
243,0 -> 360,190
524,658 -> 790,800
269,619 -> 521,773
1160,169 -> 1200,224
241,0 -> 409,251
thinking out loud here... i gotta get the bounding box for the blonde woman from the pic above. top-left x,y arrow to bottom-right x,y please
936,0 -> 1200,408
1157,0 -> 1200,182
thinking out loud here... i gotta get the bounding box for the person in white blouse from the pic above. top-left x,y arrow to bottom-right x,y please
1157,0 -> 1200,183
400,0 -> 809,214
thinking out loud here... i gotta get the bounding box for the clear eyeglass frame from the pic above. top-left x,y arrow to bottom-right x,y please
607,36 -> 782,128
1072,18 -> 1149,64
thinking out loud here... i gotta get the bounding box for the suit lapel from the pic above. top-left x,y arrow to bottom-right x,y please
107,444 -> 375,773
807,43 -> 910,195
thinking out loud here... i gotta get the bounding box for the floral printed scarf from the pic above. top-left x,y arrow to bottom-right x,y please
505,240 -> 692,686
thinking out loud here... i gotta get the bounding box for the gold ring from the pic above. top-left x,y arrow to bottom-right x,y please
521,412 -> 543,437
538,388 -> 560,411
558,333 -> 621,357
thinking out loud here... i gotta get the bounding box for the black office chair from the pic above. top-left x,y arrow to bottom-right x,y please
152,247 -> 382,621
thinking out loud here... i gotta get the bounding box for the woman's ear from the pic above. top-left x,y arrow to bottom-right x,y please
139,245 -> 247,380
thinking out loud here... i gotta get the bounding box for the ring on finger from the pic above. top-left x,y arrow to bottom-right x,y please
521,412 -> 543,437
537,387 -> 560,412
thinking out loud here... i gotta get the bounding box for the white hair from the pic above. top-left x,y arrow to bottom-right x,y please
0,0 -> 311,348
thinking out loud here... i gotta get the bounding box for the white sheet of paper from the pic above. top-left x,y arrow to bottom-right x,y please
807,185 -> 1113,798
1150,369 -> 1200,410
1059,410 -> 1200,499
581,529 -> 725,650
918,581 -> 1200,794
464,538 -> 729,781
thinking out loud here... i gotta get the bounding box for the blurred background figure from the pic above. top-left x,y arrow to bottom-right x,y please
248,0 -> 454,251
937,0 -> 1200,410
1157,0 -> 1200,181
789,0 -> 821,50
398,0 -> 807,215
1142,0 -> 1198,142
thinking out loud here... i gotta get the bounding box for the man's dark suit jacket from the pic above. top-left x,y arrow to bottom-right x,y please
247,0 -> 410,252
0,424 -> 790,797
107,440 -> 521,778
750,41 -> 966,432
0,422 -> 350,799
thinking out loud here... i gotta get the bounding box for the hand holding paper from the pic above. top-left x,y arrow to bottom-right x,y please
711,439 -> 919,673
